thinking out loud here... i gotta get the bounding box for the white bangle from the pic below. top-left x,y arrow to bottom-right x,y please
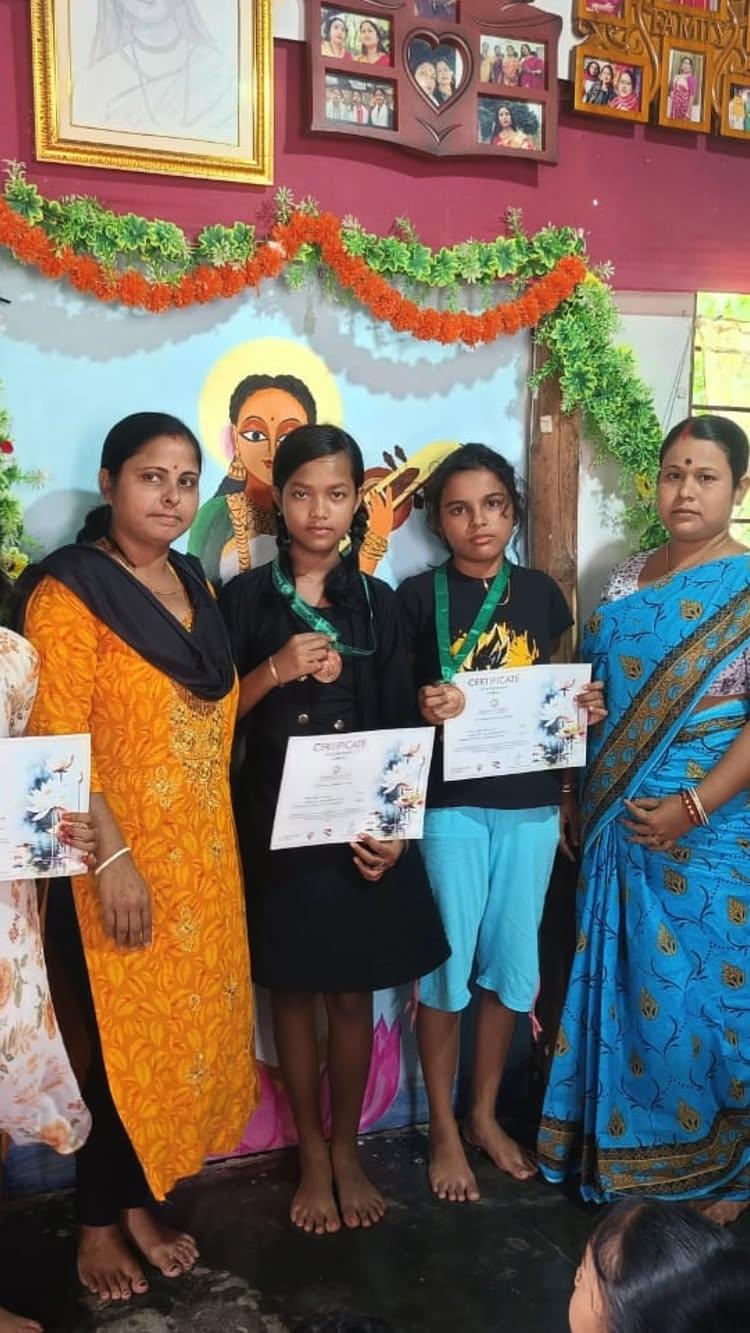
94,845 -> 131,877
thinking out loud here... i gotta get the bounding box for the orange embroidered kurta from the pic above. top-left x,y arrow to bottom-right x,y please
24,576 -> 257,1200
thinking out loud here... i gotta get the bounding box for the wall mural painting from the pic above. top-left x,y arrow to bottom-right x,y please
189,337 -> 463,587
1,264 -> 530,1183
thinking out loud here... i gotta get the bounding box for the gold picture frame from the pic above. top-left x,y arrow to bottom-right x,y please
721,75 -> 750,142
30,0 -> 273,184
658,39 -> 714,135
573,45 -> 651,124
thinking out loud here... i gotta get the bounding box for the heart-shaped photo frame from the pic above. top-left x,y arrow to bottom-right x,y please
406,31 -> 472,112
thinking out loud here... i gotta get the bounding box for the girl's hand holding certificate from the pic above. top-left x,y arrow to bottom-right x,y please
576,679 -> 607,725
418,682 -> 466,725
350,833 -> 405,883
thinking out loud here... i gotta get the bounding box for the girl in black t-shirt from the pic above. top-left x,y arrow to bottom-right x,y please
219,425 -> 447,1238
397,444 -> 604,1204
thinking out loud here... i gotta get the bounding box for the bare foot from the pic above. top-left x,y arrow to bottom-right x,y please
463,1114 -> 537,1181
0,1308 -> 44,1332
694,1199 -> 749,1226
428,1121 -> 480,1203
77,1224 -> 149,1302
331,1142 -> 386,1229
291,1149 -> 341,1235
121,1207 -> 198,1278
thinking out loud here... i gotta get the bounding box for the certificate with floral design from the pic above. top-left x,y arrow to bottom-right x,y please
271,727 -> 435,850
0,734 -> 91,880
443,664 -> 592,781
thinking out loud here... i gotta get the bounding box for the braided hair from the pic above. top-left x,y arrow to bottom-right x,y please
273,424 -> 367,608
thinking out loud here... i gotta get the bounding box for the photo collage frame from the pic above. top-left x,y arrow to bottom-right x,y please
308,1 -> 562,163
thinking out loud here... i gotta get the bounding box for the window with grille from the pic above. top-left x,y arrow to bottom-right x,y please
692,293 -> 750,540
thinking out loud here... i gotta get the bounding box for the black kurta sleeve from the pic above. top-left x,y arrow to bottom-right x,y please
217,568 -> 275,677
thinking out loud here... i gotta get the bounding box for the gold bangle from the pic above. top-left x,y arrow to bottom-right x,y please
361,531 -> 389,559
268,655 -> 281,688
690,786 -> 710,826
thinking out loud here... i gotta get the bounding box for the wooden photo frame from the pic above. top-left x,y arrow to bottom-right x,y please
30,0 -> 273,184
721,75 -> 750,142
573,45 -> 651,123
658,40 -> 714,134
654,0 -> 728,19
309,0 -> 561,162
575,0 -> 633,26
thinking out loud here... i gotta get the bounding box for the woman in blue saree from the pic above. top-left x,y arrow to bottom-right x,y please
538,415 -> 750,1224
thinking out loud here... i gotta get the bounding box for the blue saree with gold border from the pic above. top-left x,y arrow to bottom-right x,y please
538,554 -> 750,1203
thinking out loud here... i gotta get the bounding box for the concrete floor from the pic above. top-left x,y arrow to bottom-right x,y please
3,1128 -> 749,1333
0,1127 -> 587,1333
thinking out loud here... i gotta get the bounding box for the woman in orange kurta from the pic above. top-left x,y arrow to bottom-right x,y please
19,412 -> 257,1304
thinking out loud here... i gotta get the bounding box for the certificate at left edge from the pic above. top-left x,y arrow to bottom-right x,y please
0,734 -> 91,881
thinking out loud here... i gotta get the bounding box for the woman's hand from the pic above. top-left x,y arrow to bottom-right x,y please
576,679 -> 607,726
97,854 -> 152,950
418,683 -> 465,726
622,795 -> 692,850
350,834 -> 405,883
58,812 -> 97,868
272,633 -> 332,685
364,486 -> 395,542
559,791 -> 580,862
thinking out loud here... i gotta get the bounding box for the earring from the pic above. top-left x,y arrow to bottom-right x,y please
228,430 -> 247,480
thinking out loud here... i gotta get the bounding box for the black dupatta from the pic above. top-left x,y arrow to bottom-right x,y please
16,544 -> 235,702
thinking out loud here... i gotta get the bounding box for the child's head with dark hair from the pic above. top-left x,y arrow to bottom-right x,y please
423,444 -> 524,576
272,424 -> 367,607
570,1199 -> 750,1333
425,445 -> 524,532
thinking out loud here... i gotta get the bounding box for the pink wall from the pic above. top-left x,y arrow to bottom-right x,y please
1,5 -> 748,294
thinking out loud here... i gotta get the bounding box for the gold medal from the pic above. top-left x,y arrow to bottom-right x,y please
313,648 -> 343,684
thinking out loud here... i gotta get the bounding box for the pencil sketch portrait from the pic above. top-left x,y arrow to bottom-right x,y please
70,0 -> 240,145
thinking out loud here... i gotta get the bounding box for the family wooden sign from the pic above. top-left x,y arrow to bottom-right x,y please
573,0 -> 750,140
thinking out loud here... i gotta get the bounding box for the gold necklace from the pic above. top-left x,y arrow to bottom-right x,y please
102,539 -> 183,597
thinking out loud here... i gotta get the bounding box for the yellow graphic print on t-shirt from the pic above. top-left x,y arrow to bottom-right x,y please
453,621 -> 539,672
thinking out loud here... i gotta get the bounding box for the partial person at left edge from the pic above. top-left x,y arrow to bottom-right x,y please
0,543 -> 95,1333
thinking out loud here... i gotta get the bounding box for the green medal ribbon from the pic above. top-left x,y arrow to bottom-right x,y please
271,559 -> 376,657
434,559 -> 511,682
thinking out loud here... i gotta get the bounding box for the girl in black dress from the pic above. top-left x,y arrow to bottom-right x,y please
219,425 -> 448,1236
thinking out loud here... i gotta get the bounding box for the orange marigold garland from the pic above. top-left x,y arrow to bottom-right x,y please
0,197 -> 588,346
